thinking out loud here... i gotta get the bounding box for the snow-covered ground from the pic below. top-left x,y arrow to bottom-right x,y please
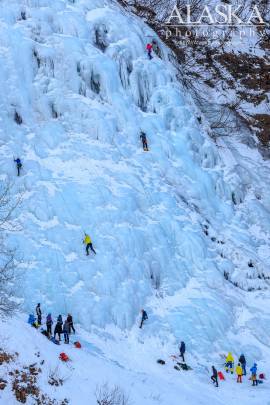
0,315 -> 269,405
0,0 -> 270,403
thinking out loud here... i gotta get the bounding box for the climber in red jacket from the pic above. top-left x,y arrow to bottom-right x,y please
146,43 -> 153,60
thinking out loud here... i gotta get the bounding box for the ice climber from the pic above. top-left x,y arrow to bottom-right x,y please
140,131 -> 148,151
179,341 -> 186,362
236,363 -> 243,383
250,363 -> 258,386
14,158 -> 22,176
146,43 -> 153,59
211,366 -> 218,387
225,352 -> 234,374
46,313 -> 53,336
36,303 -> 42,325
83,233 -> 96,256
54,315 -> 63,341
63,320 -> 70,344
67,313 -> 75,333
139,309 -> 148,328
239,354 -> 246,375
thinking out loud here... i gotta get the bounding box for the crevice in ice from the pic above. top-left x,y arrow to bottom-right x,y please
94,24 -> 108,52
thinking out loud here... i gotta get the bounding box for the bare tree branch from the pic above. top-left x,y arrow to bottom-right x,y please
0,180 -> 20,317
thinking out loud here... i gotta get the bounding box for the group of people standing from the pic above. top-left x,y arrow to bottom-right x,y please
52,313 -> 75,344
32,306 -> 264,389
31,304 -> 75,344
211,352 -> 262,387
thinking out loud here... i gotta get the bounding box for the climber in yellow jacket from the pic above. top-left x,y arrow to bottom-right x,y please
83,233 -> 96,256
236,363 -> 243,383
225,352 -> 234,374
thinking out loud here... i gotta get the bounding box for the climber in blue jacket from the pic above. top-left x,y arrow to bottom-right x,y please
14,158 -> 22,176
250,363 -> 258,386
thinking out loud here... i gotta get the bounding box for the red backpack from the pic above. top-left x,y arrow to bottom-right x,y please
218,371 -> 225,380
59,352 -> 69,362
74,341 -> 81,349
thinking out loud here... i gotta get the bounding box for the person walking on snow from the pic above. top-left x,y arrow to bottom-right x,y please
250,363 -> 258,386
146,43 -> 153,59
36,303 -> 42,325
179,341 -> 186,363
63,320 -> 70,344
225,352 -> 234,374
14,158 -> 22,176
140,131 -> 148,151
67,313 -> 75,334
239,354 -> 246,375
54,315 -> 63,341
46,313 -> 53,336
211,366 -> 218,387
236,363 -> 243,383
139,309 -> 148,328
83,233 -> 96,256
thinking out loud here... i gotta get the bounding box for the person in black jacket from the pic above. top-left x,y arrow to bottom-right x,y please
67,314 -> 75,334
139,309 -> 148,328
211,366 -> 218,387
140,132 -> 148,151
54,315 -> 63,341
36,303 -> 42,325
179,341 -> 186,362
239,354 -> 246,376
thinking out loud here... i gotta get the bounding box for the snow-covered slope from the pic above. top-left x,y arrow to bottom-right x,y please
0,0 -> 270,403
1,314 -> 270,405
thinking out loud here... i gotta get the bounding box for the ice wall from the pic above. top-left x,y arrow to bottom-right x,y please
0,0 -> 270,354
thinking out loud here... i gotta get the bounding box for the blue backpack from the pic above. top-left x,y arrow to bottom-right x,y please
28,314 -> 36,325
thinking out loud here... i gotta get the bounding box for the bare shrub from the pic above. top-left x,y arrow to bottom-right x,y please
48,366 -> 69,387
0,181 -> 22,317
95,383 -> 130,405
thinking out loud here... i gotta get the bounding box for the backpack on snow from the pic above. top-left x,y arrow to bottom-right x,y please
59,352 -> 69,362
74,341 -> 81,349
157,359 -> 165,365
218,371 -> 225,380
28,314 -> 36,325
176,362 -> 192,371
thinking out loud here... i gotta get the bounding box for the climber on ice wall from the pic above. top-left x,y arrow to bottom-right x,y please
140,131 -> 148,151
139,309 -> 148,328
146,43 -> 153,59
83,233 -> 96,255
14,157 -> 22,176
